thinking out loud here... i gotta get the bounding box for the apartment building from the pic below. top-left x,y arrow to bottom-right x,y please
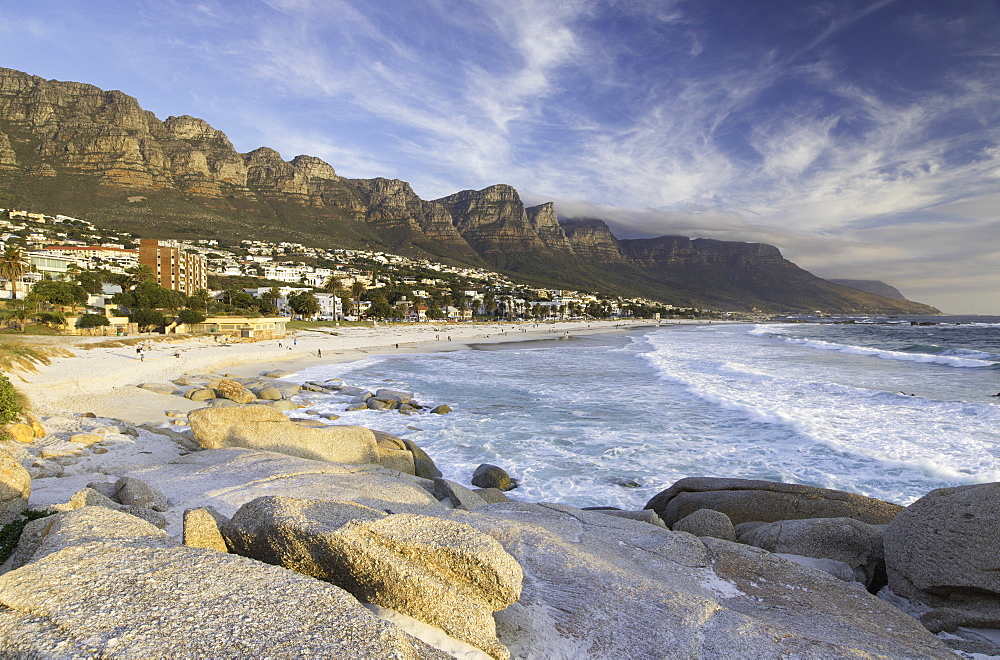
139,239 -> 207,296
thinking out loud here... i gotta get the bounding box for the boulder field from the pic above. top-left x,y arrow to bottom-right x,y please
0,400 -> 995,657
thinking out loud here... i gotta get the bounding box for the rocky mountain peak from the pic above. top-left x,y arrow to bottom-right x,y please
291,155 -> 339,180
164,115 -> 227,142
525,202 -> 573,252
560,217 -> 623,262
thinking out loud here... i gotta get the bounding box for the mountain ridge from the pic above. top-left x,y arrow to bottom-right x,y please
0,66 -> 939,314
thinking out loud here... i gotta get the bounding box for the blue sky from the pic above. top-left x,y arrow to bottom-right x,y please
1,0 -> 998,313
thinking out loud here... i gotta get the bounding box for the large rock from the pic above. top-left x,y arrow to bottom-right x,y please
646,477 -> 904,527
184,387 -> 215,401
0,507 -> 446,658
213,378 -> 255,404
0,448 -> 31,525
397,435 -> 443,479
10,506 -> 174,571
182,506 -> 230,552
672,508 -> 736,541
224,496 -> 522,659
433,478 -> 488,511
472,463 -> 514,491
374,388 -> 414,403
113,476 -> 169,511
24,412 -> 46,438
124,448 -> 445,537
884,482 -> 1000,631
188,406 -> 382,467
53,487 -> 168,529
738,517 -> 886,590
256,386 -> 284,400
425,502 -> 953,659
589,509 -> 667,528
4,423 -> 35,444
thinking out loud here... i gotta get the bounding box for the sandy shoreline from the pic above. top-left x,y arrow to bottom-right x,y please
13,319 -> 701,426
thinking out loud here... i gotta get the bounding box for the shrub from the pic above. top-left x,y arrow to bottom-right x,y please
0,371 -> 22,425
34,311 -> 66,328
129,308 -> 166,332
0,509 -> 55,564
176,308 -> 206,325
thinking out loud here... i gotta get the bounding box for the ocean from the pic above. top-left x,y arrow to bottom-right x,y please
286,317 -> 1000,510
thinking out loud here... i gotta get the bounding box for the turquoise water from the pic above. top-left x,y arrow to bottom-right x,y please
284,317 -> 1000,509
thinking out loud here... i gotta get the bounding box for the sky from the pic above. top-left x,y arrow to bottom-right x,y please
0,0 -> 998,313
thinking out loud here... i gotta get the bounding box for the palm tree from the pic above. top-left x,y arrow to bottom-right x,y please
0,245 -> 30,299
324,275 -> 344,296
1,299 -> 32,331
125,264 -> 155,290
349,281 -> 366,318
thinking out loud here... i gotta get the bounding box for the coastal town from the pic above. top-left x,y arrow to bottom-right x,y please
0,207 -> 711,338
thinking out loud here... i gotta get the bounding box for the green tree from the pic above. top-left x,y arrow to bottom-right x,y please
129,308 -> 166,332
484,292 -> 497,319
113,282 -> 185,312
34,311 -> 66,328
177,308 -> 206,325
288,291 -> 320,320
77,313 -> 110,329
74,270 -> 105,295
258,287 -> 281,316
30,281 -> 88,309
368,300 -> 394,319
1,299 -> 32,331
186,288 -> 211,312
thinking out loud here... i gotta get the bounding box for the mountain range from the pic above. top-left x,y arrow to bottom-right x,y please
0,67 -> 938,314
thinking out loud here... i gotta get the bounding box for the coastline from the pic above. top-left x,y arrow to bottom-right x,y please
2,319 -> 992,658
12,319 -> 695,425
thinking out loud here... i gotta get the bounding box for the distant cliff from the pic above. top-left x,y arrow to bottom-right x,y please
0,67 -> 940,314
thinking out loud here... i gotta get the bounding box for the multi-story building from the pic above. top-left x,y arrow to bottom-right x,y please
138,239 -> 207,296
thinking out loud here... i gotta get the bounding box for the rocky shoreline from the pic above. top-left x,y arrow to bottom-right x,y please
1,365 -> 998,657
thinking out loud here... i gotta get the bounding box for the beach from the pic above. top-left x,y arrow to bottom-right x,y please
14,319 -> 671,426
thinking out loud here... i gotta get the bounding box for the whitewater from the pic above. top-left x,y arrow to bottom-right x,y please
284,317 -> 1000,509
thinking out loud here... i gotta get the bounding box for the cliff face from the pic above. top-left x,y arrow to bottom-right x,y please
0,66 -> 941,313
560,218 -> 624,263
0,67 -> 374,244
344,178 -> 482,263
432,185 -> 580,271
525,202 -> 574,252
